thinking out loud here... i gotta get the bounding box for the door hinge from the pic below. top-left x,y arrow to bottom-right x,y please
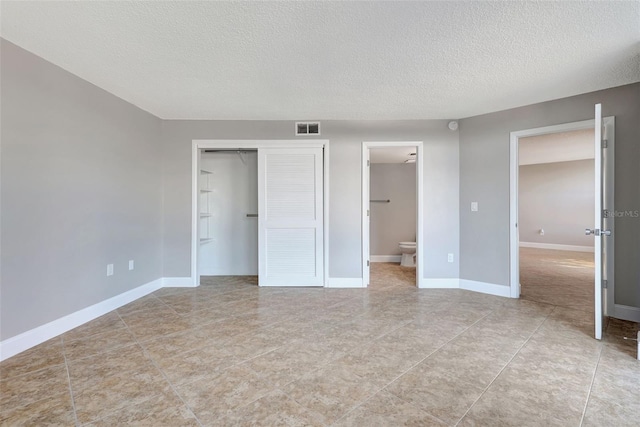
367,160 -> 370,167
602,139 -> 608,149
603,279 -> 608,289
367,209 -> 370,217
367,260 -> 370,267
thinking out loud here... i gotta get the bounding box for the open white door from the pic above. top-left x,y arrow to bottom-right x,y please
362,148 -> 370,287
258,147 -> 324,286
588,103 -> 611,340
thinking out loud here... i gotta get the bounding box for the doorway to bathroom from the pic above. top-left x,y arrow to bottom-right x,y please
192,139 -> 330,288
362,141 -> 424,288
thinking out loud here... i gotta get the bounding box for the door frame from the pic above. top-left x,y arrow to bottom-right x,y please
509,118 -> 615,315
362,141 -> 424,288
191,139 -> 330,287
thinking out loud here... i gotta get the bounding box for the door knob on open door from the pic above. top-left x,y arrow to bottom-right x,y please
602,229 -> 612,236
585,228 -> 599,236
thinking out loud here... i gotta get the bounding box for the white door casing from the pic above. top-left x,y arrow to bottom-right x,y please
362,141 -> 424,288
258,147 -> 324,286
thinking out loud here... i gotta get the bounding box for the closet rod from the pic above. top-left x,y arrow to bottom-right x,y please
370,199 -> 391,203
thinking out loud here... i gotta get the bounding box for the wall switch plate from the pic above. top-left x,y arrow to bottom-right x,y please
471,202 -> 478,212
107,264 -> 114,276
448,253 -> 454,263
129,260 -> 134,270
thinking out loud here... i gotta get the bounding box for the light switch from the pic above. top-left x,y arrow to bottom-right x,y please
471,202 -> 478,212
448,253 -> 454,263
107,264 -> 114,276
129,260 -> 134,270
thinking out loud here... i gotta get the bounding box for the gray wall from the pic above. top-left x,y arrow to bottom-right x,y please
519,160 -> 594,247
162,120 -> 460,280
370,163 -> 416,256
0,40 -> 163,340
459,83 -> 640,307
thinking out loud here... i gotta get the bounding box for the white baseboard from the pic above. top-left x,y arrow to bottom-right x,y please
459,279 -> 511,298
162,277 -> 196,287
325,278 -> 365,288
0,278 -> 163,362
519,242 -> 594,253
612,304 -> 640,323
370,255 -> 401,263
420,278 -> 459,289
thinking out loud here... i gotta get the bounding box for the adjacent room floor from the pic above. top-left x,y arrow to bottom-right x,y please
520,247 -> 594,311
1,274 -> 638,426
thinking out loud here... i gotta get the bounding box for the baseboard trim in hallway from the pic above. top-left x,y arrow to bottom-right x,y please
0,278 -> 163,361
519,242 -> 595,252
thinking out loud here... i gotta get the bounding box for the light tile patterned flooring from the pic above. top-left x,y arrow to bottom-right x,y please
1,264 -> 639,426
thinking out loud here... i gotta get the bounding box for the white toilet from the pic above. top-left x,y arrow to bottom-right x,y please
398,242 -> 416,267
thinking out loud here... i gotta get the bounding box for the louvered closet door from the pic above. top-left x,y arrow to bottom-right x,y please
258,147 -> 324,286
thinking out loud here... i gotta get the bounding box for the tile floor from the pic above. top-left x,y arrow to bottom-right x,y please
1,264 -> 639,426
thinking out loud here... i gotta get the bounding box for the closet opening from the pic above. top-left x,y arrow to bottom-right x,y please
191,140 -> 330,288
198,149 -> 258,288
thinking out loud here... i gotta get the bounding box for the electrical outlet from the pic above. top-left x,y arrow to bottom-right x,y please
448,253 -> 454,263
106,264 -> 114,276
471,202 -> 478,212
129,260 -> 134,270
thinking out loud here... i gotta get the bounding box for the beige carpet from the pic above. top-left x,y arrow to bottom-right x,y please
520,247 -> 594,312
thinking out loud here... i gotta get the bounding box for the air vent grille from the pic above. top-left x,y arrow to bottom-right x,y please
295,122 -> 321,136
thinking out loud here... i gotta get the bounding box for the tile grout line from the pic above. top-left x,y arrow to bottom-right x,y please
60,338 -> 81,427
331,307 -> 501,426
452,305 -> 557,426
578,341 -> 604,426
114,311 -> 205,427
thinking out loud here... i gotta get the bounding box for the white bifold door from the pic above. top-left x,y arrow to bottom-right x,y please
258,147 -> 324,286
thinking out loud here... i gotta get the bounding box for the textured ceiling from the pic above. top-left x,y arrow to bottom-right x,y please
1,1 -> 638,120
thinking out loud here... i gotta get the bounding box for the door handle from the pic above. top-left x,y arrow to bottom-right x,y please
601,229 -> 611,236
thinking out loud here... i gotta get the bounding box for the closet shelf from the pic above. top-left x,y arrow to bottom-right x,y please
200,213 -> 212,217
200,169 -> 213,174
200,189 -> 213,193
199,237 -> 215,243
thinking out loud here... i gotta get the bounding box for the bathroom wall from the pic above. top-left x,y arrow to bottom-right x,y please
370,163 -> 416,257
519,159 -> 594,248
199,151 -> 258,275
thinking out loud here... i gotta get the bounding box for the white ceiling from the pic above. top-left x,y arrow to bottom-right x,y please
519,129 -> 594,166
1,1 -> 638,120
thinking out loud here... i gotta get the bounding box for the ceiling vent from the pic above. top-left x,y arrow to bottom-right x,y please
296,122 -> 321,136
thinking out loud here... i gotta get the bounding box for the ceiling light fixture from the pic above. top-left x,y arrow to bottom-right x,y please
448,121 -> 459,131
